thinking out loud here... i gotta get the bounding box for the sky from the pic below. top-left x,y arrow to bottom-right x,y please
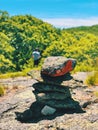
0,0 -> 98,28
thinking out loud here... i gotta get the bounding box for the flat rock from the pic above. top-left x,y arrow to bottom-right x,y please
34,91 -> 71,101
33,82 -> 71,94
38,98 -> 81,109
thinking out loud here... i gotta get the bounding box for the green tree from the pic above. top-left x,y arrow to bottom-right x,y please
0,32 -> 15,73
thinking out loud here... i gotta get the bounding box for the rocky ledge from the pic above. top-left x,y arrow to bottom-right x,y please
0,72 -> 98,130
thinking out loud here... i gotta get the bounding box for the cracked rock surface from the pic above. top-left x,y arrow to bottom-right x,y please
0,73 -> 98,130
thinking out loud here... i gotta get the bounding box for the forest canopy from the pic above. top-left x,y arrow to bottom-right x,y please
0,10 -> 98,74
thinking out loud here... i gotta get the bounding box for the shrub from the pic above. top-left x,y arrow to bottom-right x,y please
86,71 -> 98,86
0,85 -> 5,96
94,91 -> 98,97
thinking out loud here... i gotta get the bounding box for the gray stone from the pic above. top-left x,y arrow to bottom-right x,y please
41,105 -> 56,115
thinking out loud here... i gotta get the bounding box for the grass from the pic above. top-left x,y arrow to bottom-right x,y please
85,71 -> 98,86
0,67 -> 41,79
94,91 -> 98,97
0,71 -> 26,79
0,85 -> 6,96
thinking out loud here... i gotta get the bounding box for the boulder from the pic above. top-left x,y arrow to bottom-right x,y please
41,56 -> 76,77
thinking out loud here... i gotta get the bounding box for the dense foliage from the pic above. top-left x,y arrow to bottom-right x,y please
0,10 -> 98,74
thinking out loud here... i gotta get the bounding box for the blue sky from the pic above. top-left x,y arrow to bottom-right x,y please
0,0 -> 98,28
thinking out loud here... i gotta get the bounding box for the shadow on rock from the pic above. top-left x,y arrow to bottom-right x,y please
15,72 -> 85,123
15,100 -> 85,123
41,72 -> 73,84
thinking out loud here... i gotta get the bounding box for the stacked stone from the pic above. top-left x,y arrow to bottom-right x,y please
41,56 -> 76,77
32,56 -> 80,115
32,82 -> 79,111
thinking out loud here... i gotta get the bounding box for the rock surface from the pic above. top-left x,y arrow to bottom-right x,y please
0,72 -> 98,130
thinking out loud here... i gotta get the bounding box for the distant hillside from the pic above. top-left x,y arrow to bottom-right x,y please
65,24 -> 98,36
0,10 -> 98,74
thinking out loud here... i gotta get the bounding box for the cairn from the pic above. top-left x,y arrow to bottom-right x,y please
33,82 -> 79,111
32,56 -> 80,115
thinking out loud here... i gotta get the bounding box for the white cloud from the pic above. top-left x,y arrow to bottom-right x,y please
42,17 -> 98,28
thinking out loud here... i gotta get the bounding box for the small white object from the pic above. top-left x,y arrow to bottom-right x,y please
41,105 -> 56,115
